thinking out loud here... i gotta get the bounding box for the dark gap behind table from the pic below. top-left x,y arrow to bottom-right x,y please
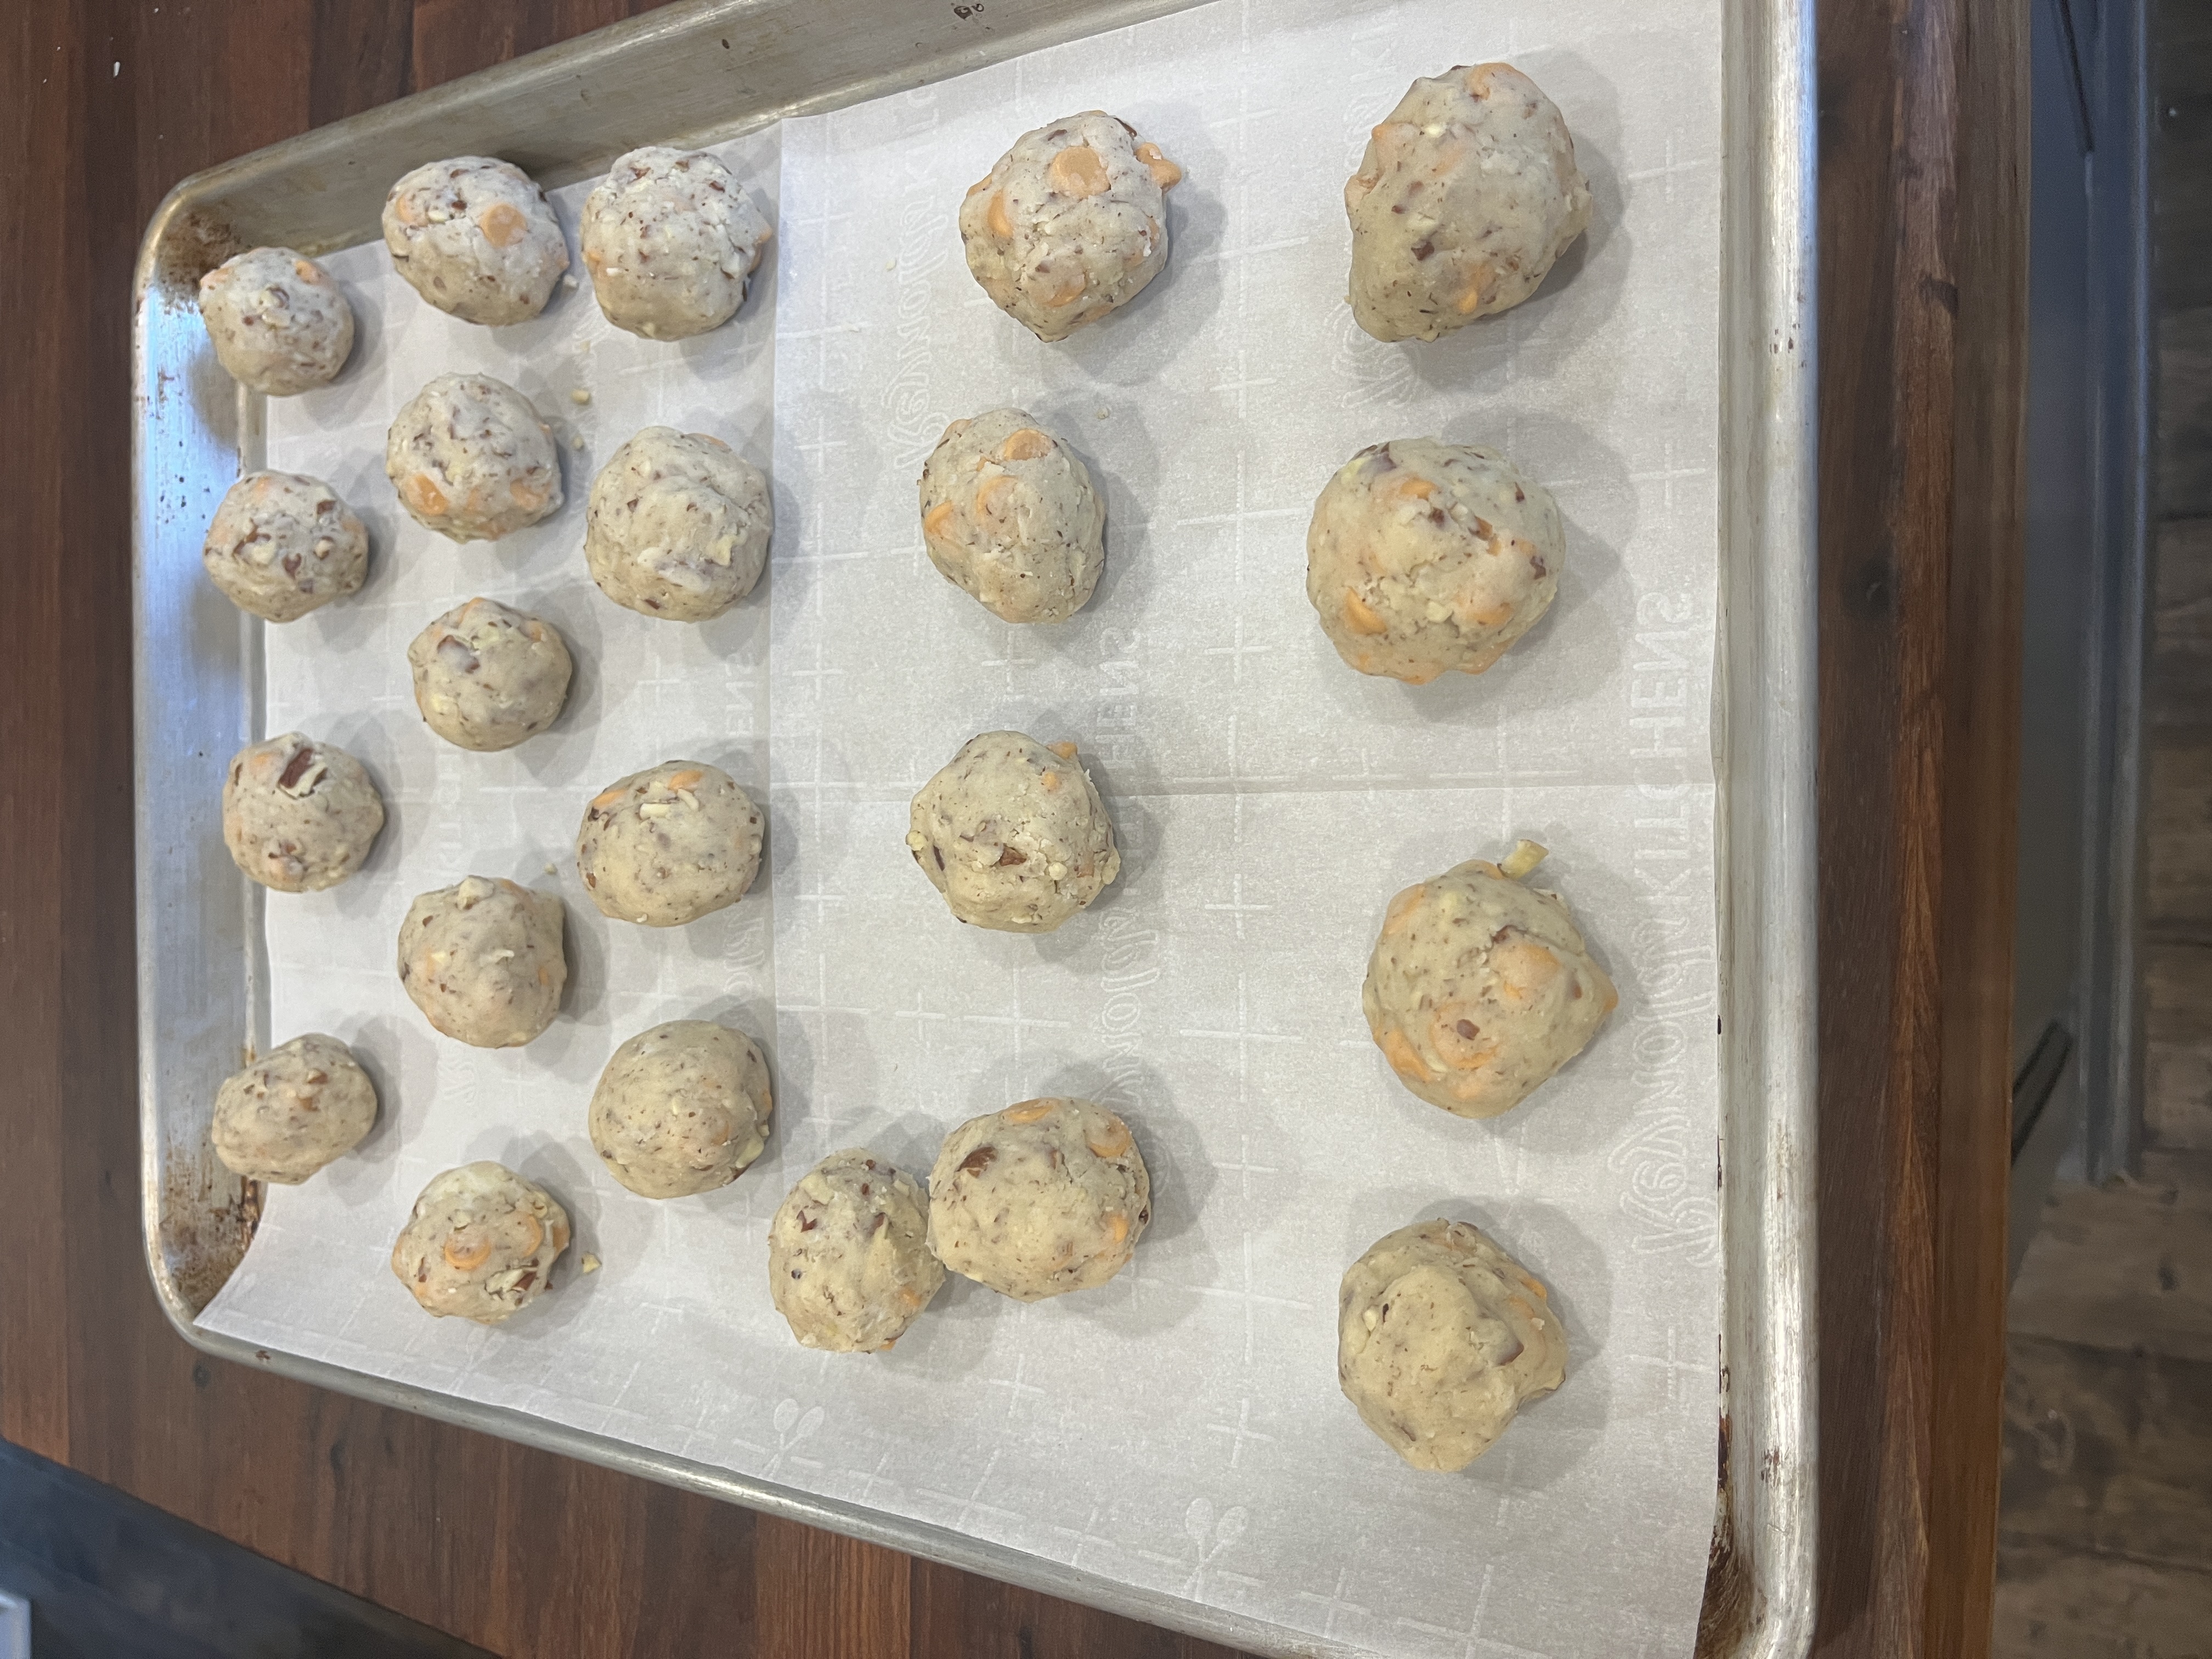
0,1437 -> 488,1659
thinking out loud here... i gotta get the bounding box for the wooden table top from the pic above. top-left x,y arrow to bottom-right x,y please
0,1 -> 2027,1655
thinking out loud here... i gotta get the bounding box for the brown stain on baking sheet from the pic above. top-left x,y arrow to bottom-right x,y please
160,1146 -> 262,1317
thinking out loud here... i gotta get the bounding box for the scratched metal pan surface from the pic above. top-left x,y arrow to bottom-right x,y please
131,0 -> 1815,1652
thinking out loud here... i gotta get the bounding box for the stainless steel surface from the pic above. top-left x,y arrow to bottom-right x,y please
2070,0 -> 2153,1186
133,1 -> 1818,1651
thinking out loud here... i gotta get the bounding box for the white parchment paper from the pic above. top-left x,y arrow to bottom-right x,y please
202,0 -> 1725,1652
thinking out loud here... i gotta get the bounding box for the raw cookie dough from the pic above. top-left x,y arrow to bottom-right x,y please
584,427 -> 771,620
1345,64 -> 1592,343
397,876 -> 567,1048
580,146 -> 773,340
222,732 -> 385,893
386,372 -> 563,543
197,247 -> 355,395
1363,840 -> 1616,1119
1338,1217 -> 1568,1471
907,732 -> 1119,932
589,1019 -> 772,1199
768,1149 -> 944,1351
211,1033 -> 378,1185
1306,438 -> 1562,684
406,597 -> 573,752
918,409 -> 1104,624
390,1161 -> 571,1324
202,470 -> 369,623
575,760 -> 763,927
960,110 -> 1183,342
382,156 -> 570,326
928,1098 -> 1149,1301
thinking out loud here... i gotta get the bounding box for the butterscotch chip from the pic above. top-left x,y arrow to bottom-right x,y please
1362,842 -> 1615,1119
222,731 -> 383,893
396,876 -> 566,1048
769,1149 -> 941,1350
202,470 -> 368,623
907,732 -> 1118,933
1338,1218 -> 1567,1471
385,373 -> 562,543
575,759 -> 763,927
927,1099 -> 1149,1301
198,246 -> 354,394
959,110 -> 1181,342
1345,64 -> 1590,343
391,1162 -> 569,1324
381,156 -> 568,326
1305,438 -> 1562,684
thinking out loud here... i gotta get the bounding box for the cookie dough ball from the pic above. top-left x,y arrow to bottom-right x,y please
211,1034 -> 378,1185
390,1162 -> 571,1324
960,111 -> 1183,342
397,876 -> 567,1048
1339,1218 -> 1567,1471
1307,439 -> 1562,684
584,427 -> 770,621
202,471 -> 369,623
197,247 -> 355,395
928,1098 -> 1149,1301
769,1149 -> 944,1350
907,732 -> 1119,932
382,156 -> 569,326
580,146 -> 773,340
918,410 -> 1104,624
406,597 -> 573,752
222,732 -> 385,893
1363,841 -> 1616,1119
1345,64 -> 1592,343
575,760 -> 763,927
588,1020 -> 772,1199
386,372 -> 563,543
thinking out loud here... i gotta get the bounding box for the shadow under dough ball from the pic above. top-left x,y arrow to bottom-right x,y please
211,1033 -> 377,1185
391,1162 -> 571,1324
407,596 -> 573,752
396,876 -> 567,1048
1306,437 -> 1562,684
1338,1217 -> 1567,1472
769,1149 -> 944,1352
386,372 -> 563,543
918,409 -> 1104,624
960,110 -> 1183,342
584,427 -> 771,621
1363,840 -> 1616,1119
1345,62 -> 1590,343
580,145 -> 772,340
202,470 -> 368,624
197,246 -> 354,395
382,156 -> 569,326
575,760 -> 764,926
588,1019 -> 772,1199
907,731 -> 1118,932
927,1098 -> 1150,1301
221,731 -> 384,893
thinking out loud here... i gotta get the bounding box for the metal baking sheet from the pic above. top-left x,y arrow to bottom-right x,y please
132,1 -> 1815,1654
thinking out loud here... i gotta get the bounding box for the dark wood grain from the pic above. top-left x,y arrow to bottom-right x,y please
0,0 -> 2029,1652
1812,0 -> 2027,1653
